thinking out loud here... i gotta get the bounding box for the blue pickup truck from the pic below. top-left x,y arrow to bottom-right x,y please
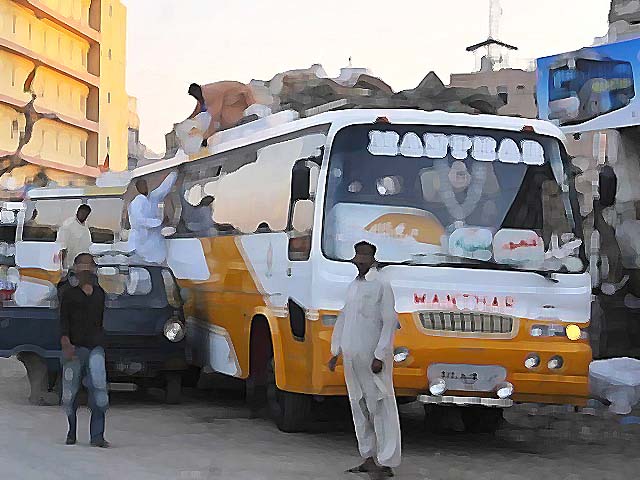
0,262 -> 193,405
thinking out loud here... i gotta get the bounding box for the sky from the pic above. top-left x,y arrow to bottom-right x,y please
122,0 -> 611,154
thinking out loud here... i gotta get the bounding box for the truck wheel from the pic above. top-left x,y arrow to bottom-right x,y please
461,406 -> 504,434
16,352 -> 55,405
266,357 -> 311,433
164,372 -> 182,405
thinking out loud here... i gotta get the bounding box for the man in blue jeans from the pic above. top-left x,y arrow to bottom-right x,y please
60,253 -> 109,447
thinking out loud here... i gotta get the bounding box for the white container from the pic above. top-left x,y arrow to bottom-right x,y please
590,357 -> 640,415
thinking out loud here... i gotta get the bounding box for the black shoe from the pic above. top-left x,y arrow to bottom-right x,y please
65,434 -> 76,445
378,467 -> 394,478
90,438 -> 110,448
346,458 -> 377,473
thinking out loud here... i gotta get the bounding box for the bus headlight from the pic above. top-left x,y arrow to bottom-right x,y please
565,324 -> 582,341
429,378 -> 447,396
393,347 -> 409,363
548,355 -> 564,370
524,354 -> 540,369
496,382 -> 514,399
163,319 -> 185,342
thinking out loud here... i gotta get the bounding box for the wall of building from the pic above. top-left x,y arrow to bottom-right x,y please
0,0 -> 128,192
449,68 -> 537,118
97,0 -> 127,171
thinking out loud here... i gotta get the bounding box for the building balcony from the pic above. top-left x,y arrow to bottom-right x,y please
13,0 -> 100,44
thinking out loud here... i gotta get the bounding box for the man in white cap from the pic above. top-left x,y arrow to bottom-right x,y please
329,241 -> 401,479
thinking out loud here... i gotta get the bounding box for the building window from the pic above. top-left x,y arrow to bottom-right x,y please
12,16 -> 17,34
517,85 -> 526,91
81,140 -> 86,159
43,31 -> 47,47
497,85 -> 508,105
106,136 -> 110,151
11,69 -> 16,87
11,120 -> 19,140
56,83 -> 61,99
107,92 -> 111,103
28,23 -> 32,41
109,5 -> 113,17
108,49 -> 112,60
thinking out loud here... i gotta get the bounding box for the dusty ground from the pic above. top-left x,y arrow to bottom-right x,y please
1,357 -> 640,480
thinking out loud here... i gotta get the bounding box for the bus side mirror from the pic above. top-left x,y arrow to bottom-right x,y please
598,165 -> 617,209
292,200 -> 314,233
291,163 -> 311,202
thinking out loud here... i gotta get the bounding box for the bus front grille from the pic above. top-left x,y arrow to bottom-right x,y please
418,312 -> 515,335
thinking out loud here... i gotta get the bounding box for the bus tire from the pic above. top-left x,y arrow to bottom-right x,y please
460,406 -> 504,434
164,372 -> 182,405
266,357 -> 311,433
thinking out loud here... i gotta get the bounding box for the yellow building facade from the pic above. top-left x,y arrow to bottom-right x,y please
0,0 -> 128,193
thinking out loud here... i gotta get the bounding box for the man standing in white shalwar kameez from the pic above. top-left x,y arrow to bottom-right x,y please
329,241 -> 401,479
128,172 -> 178,264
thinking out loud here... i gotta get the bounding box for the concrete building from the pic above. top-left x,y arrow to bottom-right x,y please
0,0 -> 128,195
449,68 -> 537,119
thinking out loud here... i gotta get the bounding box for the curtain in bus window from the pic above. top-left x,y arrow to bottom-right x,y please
213,134 -> 325,233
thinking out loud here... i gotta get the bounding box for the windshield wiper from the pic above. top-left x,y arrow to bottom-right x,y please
391,253 -> 560,283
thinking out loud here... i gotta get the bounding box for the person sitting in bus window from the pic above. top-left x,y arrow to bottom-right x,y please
56,205 -> 92,271
183,196 -> 216,236
128,172 -> 178,264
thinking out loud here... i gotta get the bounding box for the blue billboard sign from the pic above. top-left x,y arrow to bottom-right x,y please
537,38 -> 640,133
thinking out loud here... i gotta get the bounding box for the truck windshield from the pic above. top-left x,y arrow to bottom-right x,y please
322,124 -> 584,273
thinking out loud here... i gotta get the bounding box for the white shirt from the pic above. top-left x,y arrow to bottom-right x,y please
127,171 -> 178,263
56,216 -> 92,269
331,268 -> 398,361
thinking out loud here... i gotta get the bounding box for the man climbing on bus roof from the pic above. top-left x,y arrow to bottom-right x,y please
328,241 -> 401,479
128,171 -> 178,264
56,205 -> 92,271
186,81 -> 257,146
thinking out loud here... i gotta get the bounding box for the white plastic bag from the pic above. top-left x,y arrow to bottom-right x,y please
590,357 -> 640,414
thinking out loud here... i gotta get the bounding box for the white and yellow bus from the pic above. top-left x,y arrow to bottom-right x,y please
128,108 -> 592,432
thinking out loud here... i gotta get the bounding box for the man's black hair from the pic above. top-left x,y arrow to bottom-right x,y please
77,204 -> 91,214
188,83 -> 203,100
354,241 -> 377,256
73,252 -> 95,265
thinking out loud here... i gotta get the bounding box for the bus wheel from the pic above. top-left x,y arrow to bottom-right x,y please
460,406 -> 504,434
266,357 -> 311,433
164,372 -> 182,405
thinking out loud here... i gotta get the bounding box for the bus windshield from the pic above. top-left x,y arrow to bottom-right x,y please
322,124 -> 584,273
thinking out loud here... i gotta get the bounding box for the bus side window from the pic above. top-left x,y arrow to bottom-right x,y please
288,161 -> 319,261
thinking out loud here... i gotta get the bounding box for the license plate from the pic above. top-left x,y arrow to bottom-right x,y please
114,361 -> 143,374
427,364 -> 506,392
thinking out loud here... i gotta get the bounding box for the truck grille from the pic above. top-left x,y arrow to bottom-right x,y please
418,312 -> 515,335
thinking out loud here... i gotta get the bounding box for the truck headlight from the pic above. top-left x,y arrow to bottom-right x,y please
164,319 -> 185,342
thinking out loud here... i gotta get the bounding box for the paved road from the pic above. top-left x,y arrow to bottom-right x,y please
1,357 -> 639,480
